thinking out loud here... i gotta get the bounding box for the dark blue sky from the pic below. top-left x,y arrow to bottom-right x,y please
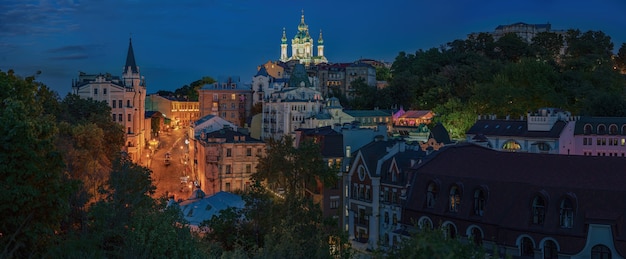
1,0 -> 625,96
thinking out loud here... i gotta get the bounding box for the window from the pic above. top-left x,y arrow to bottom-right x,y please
93,88 -> 98,94
473,189 -> 486,216
113,100 -> 116,108
246,148 -> 252,156
231,94 -> 236,100
470,227 -> 482,245
330,197 -> 339,209
226,148 -> 232,157
222,94 -> 227,100
418,217 -> 432,230
112,114 -> 116,121
609,124 -> 618,135
118,114 -> 122,121
128,113 -> 131,121
103,88 -> 107,95
127,100 -> 131,107
231,103 -> 236,109
225,165 -> 231,174
584,124 -> 593,134
449,186 -> 461,212
384,212 -> 389,224
598,124 -> 606,135
225,182 -> 231,192
521,237 -> 535,257
443,222 -> 456,239
245,164 -> 251,174
560,198 -> 574,228
426,182 -> 438,208
591,244 -> 611,259
532,196 -> 546,225
127,127 -> 131,134
213,94 -> 218,101
392,213 -> 397,225
502,140 -> 521,151
365,187 -> 371,201
118,100 -> 122,108
536,142 -> 551,152
544,240 -> 558,259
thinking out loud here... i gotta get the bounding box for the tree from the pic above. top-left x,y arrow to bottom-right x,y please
0,70 -> 77,257
348,78 -> 377,109
387,227 -> 483,259
530,31 -> 564,61
615,43 -> 626,73
253,135 -> 336,198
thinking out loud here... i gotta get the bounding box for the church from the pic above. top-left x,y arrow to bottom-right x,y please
280,11 -> 328,65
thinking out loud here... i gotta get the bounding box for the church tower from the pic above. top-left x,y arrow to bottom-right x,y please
280,10 -> 327,65
121,38 -> 146,161
317,30 -> 325,60
280,28 -> 288,62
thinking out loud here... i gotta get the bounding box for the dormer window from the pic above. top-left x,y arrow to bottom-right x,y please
449,186 -> 461,212
531,196 -> 546,225
473,189 -> 486,216
560,198 -> 574,228
598,124 -> 607,135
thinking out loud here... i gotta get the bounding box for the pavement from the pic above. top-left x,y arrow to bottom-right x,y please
145,127 -> 194,201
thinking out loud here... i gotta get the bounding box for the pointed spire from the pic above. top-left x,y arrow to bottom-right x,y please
125,38 -> 139,74
318,29 -> 324,44
281,27 -> 287,44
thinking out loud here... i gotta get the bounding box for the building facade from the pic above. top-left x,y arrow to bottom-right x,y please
72,39 -> 146,163
195,127 -> 264,196
146,94 -> 199,128
197,77 -> 253,127
403,143 -> 626,258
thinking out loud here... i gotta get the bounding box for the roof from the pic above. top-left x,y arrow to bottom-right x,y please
125,38 -> 139,73
466,119 -> 567,138
177,191 -> 245,227
295,126 -> 344,157
429,123 -> 452,144
404,143 -> 626,254
200,128 -> 263,144
399,110 -> 433,119
354,140 -> 399,177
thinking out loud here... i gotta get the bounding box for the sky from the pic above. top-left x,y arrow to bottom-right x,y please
1,0 -> 625,96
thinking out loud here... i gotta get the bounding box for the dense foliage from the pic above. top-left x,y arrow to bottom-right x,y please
344,30 -> 626,139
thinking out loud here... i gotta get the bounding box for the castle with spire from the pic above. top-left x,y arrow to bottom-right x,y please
280,10 -> 327,65
72,38 -> 147,163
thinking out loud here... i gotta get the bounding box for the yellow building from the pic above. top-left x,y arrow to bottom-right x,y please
146,94 -> 199,128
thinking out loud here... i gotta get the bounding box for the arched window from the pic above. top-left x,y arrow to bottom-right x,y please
470,227 -> 482,245
502,140 -> 521,151
449,186 -> 461,212
560,198 -> 574,228
473,189 -> 486,216
584,124 -> 593,135
532,196 -> 546,225
591,244 -> 611,259
418,216 -> 433,230
521,237 -> 535,257
536,142 -> 551,152
426,182 -> 438,208
598,124 -> 607,135
609,124 -> 618,135
544,240 -> 558,259
442,221 -> 457,239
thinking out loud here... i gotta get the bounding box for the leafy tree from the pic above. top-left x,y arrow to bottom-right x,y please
616,43 -> 626,73
0,70 -> 77,257
531,31 -> 564,60
376,66 -> 391,81
348,78 -> 377,109
493,33 -> 530,62
254,135 -> 336,198
387,227 -> 483,259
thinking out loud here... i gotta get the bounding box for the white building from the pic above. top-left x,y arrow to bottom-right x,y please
280,10 -> 327,65
72,39 -> 147,163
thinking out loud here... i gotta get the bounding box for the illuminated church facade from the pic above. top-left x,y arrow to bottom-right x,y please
280,11 -> 328,65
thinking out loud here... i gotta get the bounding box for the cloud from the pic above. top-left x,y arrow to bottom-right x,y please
0,0 -> 80,38
49,54 -> 88,60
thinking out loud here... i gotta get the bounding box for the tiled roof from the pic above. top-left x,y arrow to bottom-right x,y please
466,119 -> 566,138
405,143 -> 626,254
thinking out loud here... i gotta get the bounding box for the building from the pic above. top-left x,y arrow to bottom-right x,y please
345,140 -> 426,252
197,77 -> 253,127
465,108 -> 572,154
343,109 -> 393,129
261,64 -> 324,140
469,22 -> 564,43
280,10 -> 327,65
562,116 -> 626,157
146,94 -> 200,128
195,126 -> 264,196
403,143 -> 626,258
71,38 -> 146,163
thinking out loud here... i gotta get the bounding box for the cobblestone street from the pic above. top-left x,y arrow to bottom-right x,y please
146,127 -> 193,201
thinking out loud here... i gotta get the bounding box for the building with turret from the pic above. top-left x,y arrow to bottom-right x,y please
280,10 -> 327,65
72,39 -> 147,163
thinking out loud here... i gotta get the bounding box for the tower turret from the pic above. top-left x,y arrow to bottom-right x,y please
317,30 -> 324,58
280,27 -> 288,62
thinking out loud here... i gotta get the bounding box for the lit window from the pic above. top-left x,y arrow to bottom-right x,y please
449,186 -> 461,212
502,140 -> 521,151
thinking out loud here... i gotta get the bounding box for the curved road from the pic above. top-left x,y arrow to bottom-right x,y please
146,127 -> 193,201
